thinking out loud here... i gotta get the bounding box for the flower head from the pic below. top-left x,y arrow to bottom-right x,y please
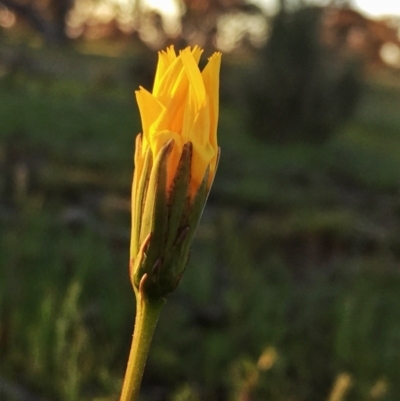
130,46 -> 221,299
135,46 -> 221,198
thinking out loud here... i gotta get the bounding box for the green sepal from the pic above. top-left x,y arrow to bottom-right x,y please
131,135 -> 142,218
156,163 -> 211,296
131,136 -> 153,258
157,226 -> 191,294
129,233 -> 152,292
131,145 -> 220,300
134,139 -> 173,289
165,142 -> 192,253
173,165 -> 210,270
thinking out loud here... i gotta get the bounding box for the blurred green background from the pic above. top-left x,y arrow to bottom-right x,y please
1,0 -> 400,400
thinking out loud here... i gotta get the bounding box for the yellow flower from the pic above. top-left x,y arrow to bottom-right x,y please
129,46 -> 221,299
135,46 -> 221,198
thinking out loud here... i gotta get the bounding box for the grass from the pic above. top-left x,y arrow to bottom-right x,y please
1,41 -> 400,401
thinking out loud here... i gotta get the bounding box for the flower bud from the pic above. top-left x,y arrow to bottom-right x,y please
130,46 -> 221,300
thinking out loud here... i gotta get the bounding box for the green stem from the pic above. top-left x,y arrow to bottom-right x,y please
120,290 -> 165,401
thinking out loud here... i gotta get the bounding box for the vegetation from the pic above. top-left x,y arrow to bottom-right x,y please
1,33 -> 400,401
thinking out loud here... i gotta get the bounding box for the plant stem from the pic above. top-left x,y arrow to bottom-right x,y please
120,290 -> 165,401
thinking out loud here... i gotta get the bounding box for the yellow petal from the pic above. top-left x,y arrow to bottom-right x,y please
135,87 -> 164,139
180,48 -> 206,110
155,68 -> 189,134
190,102 -> 212,184
153,56 -> 184,100
190,141 -> 215,196
181,85 -> 195,143
134,45 -> 221,200
202,52 -> 221,154
190,45 -> 204,64
153,46 -> 177,95
166,45 -> 177,64
192,103 -> 210,150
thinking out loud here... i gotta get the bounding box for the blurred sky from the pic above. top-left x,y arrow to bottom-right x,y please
351,0 -> 400,17
66,0 -> 400,51
143,0 -> 400,50
142,0 -> 400,18
253,0 -> 400,17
